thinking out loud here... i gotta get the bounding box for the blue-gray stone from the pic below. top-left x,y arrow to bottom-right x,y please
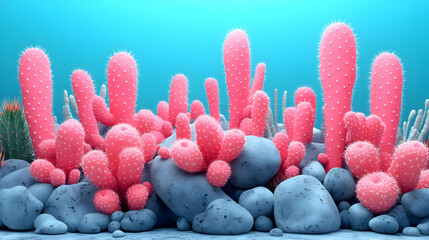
0,186 -> 43,230
403,227 -> 421,236
338,201 -> 351,212
348,203 -> 374,231
108,221 -> 121,233
176,217 -> 191,231
254,215 -> 273,232
110,211 -> 124,222
234,189 -> 245,201
150,156 -> 231,222
402,189 -> 429,218
269,228 -> 283,237
417,218 -> 429,235
323,168 -> 355,202
239,186 -> 273,218
220,114 -> 229,131
0,159 -> 30,179
120,209 -> 157,232
274,175 -> 340,233
369,214 -> 399,234
387,205 -> 410,231
34,213 -> 68,235
299,142 -> 325,168
44,182 -> 98,232
192,199 -> 254,235
112,230 -> 125,238
230,136 -> 281,189
28,183 -> 55,205
302,161 -> 326,182
0,167 -> 37,190
312,128 -> 322,143
340,210 -> 351,229
78,213 -> 110,234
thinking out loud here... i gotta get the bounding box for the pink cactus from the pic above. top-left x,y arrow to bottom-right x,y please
71,69 -> 105,150
158,147 -> 171,159
18,48 -> 55,158
319,22 -> 357,171
272,132 -> 289,168
205,78 -> 220,123
190,100 -> 205,120
292,102 -> 315,144
207,160 -> 231,187
388,141 -> 428,193
127,183 -> 150,210
344,141 -> 380,179
370,53 -> 403,171
30,159 -> 55,183
176,113 -> 191,140
171,139 -> 205,172
416,169 -> 429,190
239,91 -> 269,137
140,133 -> 156,163
249,63 -> 266,103
161,121 -> 173,138
285,165 -> 300,179
92,52 -> 137,126
94,189 -> 121,215
168,74 -> 188,126
356,172 -> 399,214
217,129 -> 246,163
295,87 -> 316,110
344,112 -> 385,147
282,141 -> 305,171
195,115 -> 224,164
134,110 -> 157,135
284,107 -> 296,138
157,101 -> 169,121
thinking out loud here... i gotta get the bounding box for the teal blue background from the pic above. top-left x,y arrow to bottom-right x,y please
1,0 -> 428,127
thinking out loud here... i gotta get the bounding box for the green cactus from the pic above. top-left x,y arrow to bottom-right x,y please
0,99 -> 34,162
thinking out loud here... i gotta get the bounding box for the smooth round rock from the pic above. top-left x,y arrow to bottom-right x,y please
78,213 -> 110,234
34,213 -> 68,235
323,168 -> 356,202
0,167 -> 37,190
348,203 -> 374,231
302,160 -> 326,182
239,186 -> 273,218
176,217 -> 191,231
387,205 -> 410,231
0,186 -> 43,230
230,136 -> 281,189
403,227 -> 421,236
269,228 -> 283,237
417,219 -> 429,235
108,221 -> 121,233
254,216 -> 273,232
110,211 -> 124,222
338,201 -> 351,211
299,142 -> 325,168
369,214 -> 399,234
0,159 -> 30,179
274,175 -> 340,233
120,209 -> 157,232
28,183 -> 55,205
402,189 -> 429,218
192,199 -> 254,235
340,210 -> 351,229
112,230 -> 125,238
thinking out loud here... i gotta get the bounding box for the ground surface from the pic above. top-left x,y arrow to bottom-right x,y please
0,228 -> 426,240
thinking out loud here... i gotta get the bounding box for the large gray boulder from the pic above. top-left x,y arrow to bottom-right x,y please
0,159 -> 30,179
0,167 -> 37,190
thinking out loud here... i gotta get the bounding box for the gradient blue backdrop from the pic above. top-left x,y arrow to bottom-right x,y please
1,0 -> 428,127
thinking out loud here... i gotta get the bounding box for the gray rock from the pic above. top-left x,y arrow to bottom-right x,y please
269,228 -> 283,237
220,114 -> 229,131
254,215 -> 273,232
44,182 -> 98,232
387,205 -> 410,231
230,136 -> 281,189
234,189 -> 245,201
274,175 -> 340,233
78,213 -> 110,234
0,186 -> 43,230
239,186 -> 273,218
0,167 -> 37,189
348,203 -> 374,231
150,156 -> 231,222
112,230 -> 125,238
340,210 -> 351,229
403,227 -> 421,236
417,218 -> 429,235
369,214 -> 399,234
108,221 -> 121,233
110,211 -> 124,222
299,142 -> 325,168
120,209 -> 157,232
0,159 -> 30,179
323,168 -> 355,202
312,128 -> 322,143
192,199 -> 254,235
338,201 -> 351,211
302,161 -> 326,182
34,213 -> 68,235
402,189 -> 429,218
28,183 -> 55,205
176,217 -> 191,231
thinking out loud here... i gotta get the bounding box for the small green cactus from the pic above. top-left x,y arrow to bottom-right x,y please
0,99 -> 34,162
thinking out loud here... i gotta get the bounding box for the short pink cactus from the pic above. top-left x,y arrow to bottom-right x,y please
19,48 -> 55,158
285,165 -> 300,179
284,107 -> 296,138
344,112 -> 385,147
272,132 -> 289,168
176,113 -> 191,140
207,160 -> 231,187
239,91 -> 269,137
94,189 -> 121,215
370,52 -> 403,171
249,63 -> 266,103
416,169 -> 429,190
205,78 -> 221,123
319,23 -> 357,171
388,141 -> 428,193
282,141 -> 305,171
190,100 -> 205,120
344,141 -> 380,179
195,115 -> 224,164
157,101 -> 169,121
134,110 -> 158,135
356,172 -> 399,214
127,183 -> 150,210
158,147 -> 171,159
168,74 -> 188,126
30,159 -> 55,183
50,169 -> 66,187
292,102 -> 315,144
294,87 -> 316,110
217,129 -> 246,163
171,139 -> 205,172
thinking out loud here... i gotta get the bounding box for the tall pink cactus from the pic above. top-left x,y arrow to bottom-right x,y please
71,69 -> 105,150
18,48 -> 55,157
249,63 -> 266,103
370,52 -> 403,171
205,78 -> 220,123
319,22 -> 357,171
92,52 -> 137,126
168,74 -> 188,126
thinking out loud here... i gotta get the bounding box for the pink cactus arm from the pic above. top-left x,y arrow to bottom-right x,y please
284,107 -> 296,138
71,70 -> 105,149
127,183 -> 150,210
223,29 -> 251,129
205,78 -> 220,122
272,132 -> 289,168
292,102 -> 315,144
38,139 -> 56,164
249,63 -> 266,102
207,160 -> 231,187
168,74 -> 188,126
55,119 -> 85,175
94,189 -> 121,215
140,133 -> 156,163
295,87 -> 316,110
161,121 -> 173,138
249,91 -> 269,137
176,113 -> 191,140
158,147 -> 171,159
171,139 -> 205,172
92,96 -> 116,126
18,48 -> 55,157
133,109 -> 157,135
117,147 -> 144,196
82,150 -> 118,190
157,101 -> 169,121
283,141 -> 305,171
190,100 -> 205,121
195,115 -> 224,164
217,129 -> 246,163
344,141 -> 380,179
67,169 -> 81,185
50,168 -> 66,187
30,159 -> 56,183
370,52 -> 403,167
319,23 -> 357,171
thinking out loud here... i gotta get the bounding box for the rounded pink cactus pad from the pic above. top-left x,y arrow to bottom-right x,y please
171,139 -> 205,172
344,141 -> 380,179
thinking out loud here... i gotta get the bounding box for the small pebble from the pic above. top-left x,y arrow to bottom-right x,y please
417,220 -> 429,235
269,228 -> 283,237
108,221 -> 121,233
369,214 -> 399,234
340,210 -> 351,229
112,230 -> 125,238
177,217 -> 191,231
402,227 -> 421,236
348,203 -> 374,231
338,201 -> 351,211
254,216 -> 273,232
110,211 -> 124,222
